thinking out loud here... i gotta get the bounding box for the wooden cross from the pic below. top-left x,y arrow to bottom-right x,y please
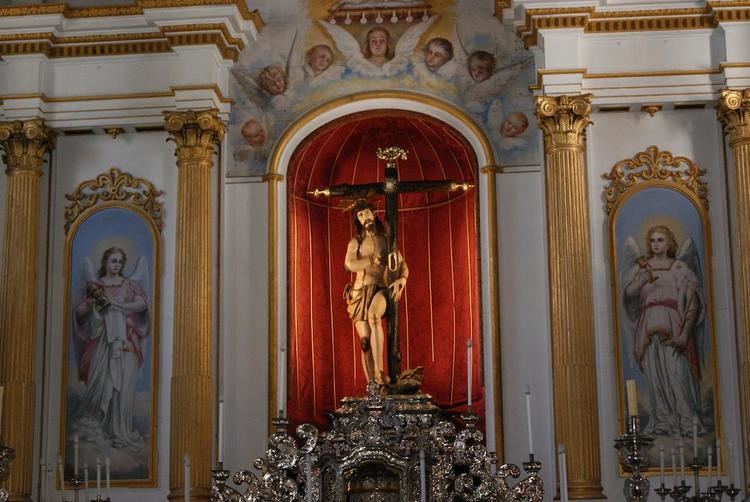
309,146 -> 472,383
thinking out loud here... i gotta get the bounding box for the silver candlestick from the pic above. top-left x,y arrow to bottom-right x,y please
0,427 -> 16,502
615,416 -> 653,502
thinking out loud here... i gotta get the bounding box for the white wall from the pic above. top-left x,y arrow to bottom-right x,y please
39,131 -> 177,502
587,108 -> 743,499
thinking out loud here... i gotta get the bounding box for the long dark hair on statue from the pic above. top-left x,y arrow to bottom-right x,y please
352,200 -> 386,244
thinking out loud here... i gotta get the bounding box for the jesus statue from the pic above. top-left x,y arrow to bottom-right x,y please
344,199 -> 408,385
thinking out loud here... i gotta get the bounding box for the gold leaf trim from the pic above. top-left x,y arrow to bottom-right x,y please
64,167 -> 164,234
602,145 -> 708,214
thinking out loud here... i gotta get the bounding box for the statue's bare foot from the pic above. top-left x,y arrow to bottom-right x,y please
360,337 -> 370,352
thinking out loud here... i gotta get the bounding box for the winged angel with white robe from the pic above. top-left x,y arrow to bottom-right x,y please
74,247 -> 150,449
318,16 -> 437,78
620,225 -> 708,438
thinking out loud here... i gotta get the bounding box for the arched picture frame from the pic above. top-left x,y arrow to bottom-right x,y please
60,168 -> 163,487
605,146 -> 721,476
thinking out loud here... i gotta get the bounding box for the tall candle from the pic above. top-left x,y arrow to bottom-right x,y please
728,442 -> 735,486
73,433 -> 79,477
419,449 -> 427,502
679,440 -> 686,482
96,457 -> 101,498
557,445 -> 569,502
715,437 -> 721,475
0,386 -> 4,429
707,446 -> 713,487
626,380 -> 638,417
57,454 -> 64,494
525,387 -> 534,455
279,347 -> 287,416
83,463 -> 89,502
692,416 -> 699,459
184,453 -> 191,502
671,448 -> 677,486
305,456 -> 312,502
467,339 -> 473,408
218,401 -> 224,465
105,456 -> 111,497
659,446 -> 665,486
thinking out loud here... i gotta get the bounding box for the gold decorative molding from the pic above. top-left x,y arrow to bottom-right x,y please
105,127 -> 124,139
535,94 -> 592,151
0,0 -> 263,27
0,119 -> 56,174
514,3 -> 749,48
0,85 -> 233,105
63,167 -> 164,234
641,104 -> 663,116
603,146 -> 708,214
718,88 -> 750,146
164,109 -> 226,162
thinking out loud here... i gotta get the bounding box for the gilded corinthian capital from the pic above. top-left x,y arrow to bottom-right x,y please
718,89 -> 750,146
164,109 -> 226,161
0,119 -> 55,173
535,94 -> 592,150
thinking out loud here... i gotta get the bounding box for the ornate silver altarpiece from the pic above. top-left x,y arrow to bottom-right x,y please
210,384 -> 543,501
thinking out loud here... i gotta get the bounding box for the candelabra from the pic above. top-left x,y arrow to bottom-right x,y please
652,459 -> 744,502
0,428 -> 16,502
615,416 -> 653,502
210,385 -> 543,501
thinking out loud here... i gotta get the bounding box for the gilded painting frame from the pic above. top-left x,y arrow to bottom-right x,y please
605,146 -> 722,475
60,167 -> 163,487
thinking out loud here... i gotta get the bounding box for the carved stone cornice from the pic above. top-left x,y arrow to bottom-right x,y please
718,88 -> 750,146
0,119 -> 56,174
535,94 -> 592,151
164,110 -> 225,164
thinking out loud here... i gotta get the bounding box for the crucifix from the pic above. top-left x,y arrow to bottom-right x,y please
309,146 -> 472,385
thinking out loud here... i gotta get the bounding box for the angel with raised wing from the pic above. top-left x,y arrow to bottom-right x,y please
621,225 -> 707,438
74,246 -> 150,448
318,16 -> 437,78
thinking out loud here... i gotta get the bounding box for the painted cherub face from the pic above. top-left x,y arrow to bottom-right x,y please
307,46 -> 333,74
240,119 -> 266,146
499,112 -> 529,138
367,30 -> 388,59
425,43 -> 451,72
469,60 -> 492,83
260,66 -> 286,96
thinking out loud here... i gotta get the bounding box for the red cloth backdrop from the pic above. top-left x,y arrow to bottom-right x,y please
286,110 -> 483,430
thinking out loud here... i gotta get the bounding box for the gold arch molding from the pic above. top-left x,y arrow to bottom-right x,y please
264,90 -> 506,458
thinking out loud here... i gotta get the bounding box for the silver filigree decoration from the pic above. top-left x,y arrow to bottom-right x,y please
210,389 -> 543,501
64,167 -> 164,234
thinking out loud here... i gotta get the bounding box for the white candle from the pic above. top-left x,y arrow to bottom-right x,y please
184,453 -> 191,502
728,442 -> 735,486
671,448 -> 677,486
715,437 -> 721,475
707,446 -> 713,487
96,457 -> 101,498
679,441 -> 686,482
218,401 -> 224,465
419,449 -> 427,502
57,454 -> 64,494
659,446 -> 665,486
692,416 -> 699,459
279,347 -> 287,416
40,462 -> 46,502
0,386 -> 4,429
525,387 -> 534,456
73,433 -> 79,477
557,445 -> 569,502
83,463 -> 89,502
105,456 -> 111,497
626,379 -> 638,417
305,456 -> 312,502
467,339 -> 473,408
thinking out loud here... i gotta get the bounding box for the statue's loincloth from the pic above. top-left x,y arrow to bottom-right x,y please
344,283 -> 386,322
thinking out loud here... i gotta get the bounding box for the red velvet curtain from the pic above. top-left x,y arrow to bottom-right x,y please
286,111 -> 483,430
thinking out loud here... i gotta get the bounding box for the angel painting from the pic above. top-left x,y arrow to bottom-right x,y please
620,225 -> 707,438
318,16 -> 437,78
73,246 -> 151,449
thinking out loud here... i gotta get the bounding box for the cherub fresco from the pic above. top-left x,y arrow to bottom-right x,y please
318,16 -> 437,78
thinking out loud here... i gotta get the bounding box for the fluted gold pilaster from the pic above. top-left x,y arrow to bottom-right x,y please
536,95 -> 606,500
717,88 -> 750,494
0,119 -> 54,502
164,110 -> 224,502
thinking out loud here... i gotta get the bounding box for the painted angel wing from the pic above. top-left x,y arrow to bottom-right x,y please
463,66 -> 517,105
487,99 -> 505,133
83,257 -> 97,283
230,68 -> 263,103
317,20 -> 365,63
394,15 -> 437,57
286,29 -> 304,88
128,256 -> 152,300
677,237 -> 702,284
619,236 -> 642,369
619,236 -> 642,288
